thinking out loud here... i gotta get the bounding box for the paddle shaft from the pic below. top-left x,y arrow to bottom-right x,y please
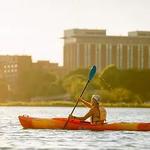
64,80 -> 90,128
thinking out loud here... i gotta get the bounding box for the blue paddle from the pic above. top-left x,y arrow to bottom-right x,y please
64,65 -> 96,128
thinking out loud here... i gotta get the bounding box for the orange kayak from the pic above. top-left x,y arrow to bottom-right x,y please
18,115 -> 150,131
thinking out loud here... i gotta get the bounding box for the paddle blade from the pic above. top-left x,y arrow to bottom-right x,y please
89,65 -> 96,81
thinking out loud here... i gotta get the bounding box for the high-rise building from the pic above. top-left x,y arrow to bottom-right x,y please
63,29 -> 150,72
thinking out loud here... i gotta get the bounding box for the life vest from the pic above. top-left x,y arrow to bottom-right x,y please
91,106 -> 107,124
99,106 -> 107,122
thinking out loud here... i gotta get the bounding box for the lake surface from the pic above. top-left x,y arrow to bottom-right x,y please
0,107 -> 150,150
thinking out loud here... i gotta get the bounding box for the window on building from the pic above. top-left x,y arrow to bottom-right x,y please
15,64 -> 18,68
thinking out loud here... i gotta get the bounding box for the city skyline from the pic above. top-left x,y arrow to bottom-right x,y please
0,0 -> 150,65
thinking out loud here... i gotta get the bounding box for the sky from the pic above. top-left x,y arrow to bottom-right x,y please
0,0 -> 150,65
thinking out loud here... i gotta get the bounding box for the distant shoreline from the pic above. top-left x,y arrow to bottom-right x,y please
0,100 -> 150,108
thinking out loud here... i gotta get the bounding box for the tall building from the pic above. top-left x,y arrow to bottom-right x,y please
63,29 -> 150,72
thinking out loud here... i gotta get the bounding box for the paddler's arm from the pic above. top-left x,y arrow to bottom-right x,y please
78,97 -> 92,108
69,109 -> 93,121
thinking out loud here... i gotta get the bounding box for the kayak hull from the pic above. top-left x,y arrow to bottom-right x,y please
18,115 -> 150,131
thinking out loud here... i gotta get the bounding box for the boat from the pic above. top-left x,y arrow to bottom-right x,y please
18,115 -> 150,131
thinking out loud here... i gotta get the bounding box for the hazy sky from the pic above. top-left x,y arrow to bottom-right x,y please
0,0 -> 150,65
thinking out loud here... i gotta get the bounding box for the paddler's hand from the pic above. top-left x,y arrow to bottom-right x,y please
78,97 -> 82,102
69,114 -> 73,118
69,114 -> 76,119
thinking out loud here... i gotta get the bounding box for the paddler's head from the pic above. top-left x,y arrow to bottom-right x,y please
91,95 -> 100,106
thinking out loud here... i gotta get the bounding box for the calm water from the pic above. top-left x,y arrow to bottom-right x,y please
0,106 -> 150,150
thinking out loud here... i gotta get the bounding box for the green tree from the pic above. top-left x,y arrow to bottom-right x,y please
99,64 -> 150,102
63,74 -> 86,98
62,68 -> 100,99
99,64 -> 120,89
16,68 -> 58,98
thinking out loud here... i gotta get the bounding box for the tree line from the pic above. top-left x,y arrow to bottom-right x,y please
62,65 -> 150,103
0,65 -> 150,103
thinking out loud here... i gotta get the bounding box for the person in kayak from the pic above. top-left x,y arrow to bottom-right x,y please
69,95 -> 107,124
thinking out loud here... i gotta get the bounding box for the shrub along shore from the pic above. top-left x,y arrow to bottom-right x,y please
0,100 -> 150,108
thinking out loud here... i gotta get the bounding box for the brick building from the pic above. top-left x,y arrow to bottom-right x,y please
0,55 -> 32,90
33,60 -> 65,76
